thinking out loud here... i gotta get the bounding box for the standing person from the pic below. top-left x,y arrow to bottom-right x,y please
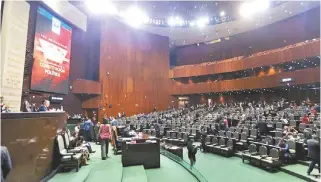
83,117 -> 93,142
98,119 -> 111,160
187,137 -> 197,170
307,135 -> 320,175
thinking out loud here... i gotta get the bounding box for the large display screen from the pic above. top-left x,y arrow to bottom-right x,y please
31,7 -> 72,94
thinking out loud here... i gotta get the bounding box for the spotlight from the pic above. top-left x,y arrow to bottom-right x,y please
240,0 -> 270,18
168,16 -> 184,26
85,0 -> 117,15
196,17 -> 209,28
122,7 -> 149,27
220,11 -> 226,17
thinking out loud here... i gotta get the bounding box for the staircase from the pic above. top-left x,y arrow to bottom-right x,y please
121,165 -> 148,182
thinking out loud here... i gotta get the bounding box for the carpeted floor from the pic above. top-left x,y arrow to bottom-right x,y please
49,143 -> 308,182
49,143 -> 198,182
182,148 -> 305,182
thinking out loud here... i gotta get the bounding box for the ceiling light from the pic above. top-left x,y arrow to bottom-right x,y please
240,0 -> 270,18
168,16 -> 184,26
85,0 -> 118,15
220,11 -> 225,17
189,21 -> 196,27
122,7 -> 149,28
196,17 -> 209,28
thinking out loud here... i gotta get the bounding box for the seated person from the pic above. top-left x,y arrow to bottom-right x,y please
301,114 -> 310,124
283,126 -> 298,138
278,138 -> 290,163
68,135 -> 89,165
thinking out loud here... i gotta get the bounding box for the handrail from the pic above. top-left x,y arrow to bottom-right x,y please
160,149 -> 208,182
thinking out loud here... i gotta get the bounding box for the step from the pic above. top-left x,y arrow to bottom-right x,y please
281,164 -> 320,182
122,165 -> 148,182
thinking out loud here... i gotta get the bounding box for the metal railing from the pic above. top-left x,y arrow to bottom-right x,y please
160,149 -> 208,182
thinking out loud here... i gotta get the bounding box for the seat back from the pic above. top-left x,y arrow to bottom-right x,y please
236,128 -> 242,133
171,132 -> 176,139
57,135 -> 66,154
166,132 -> 170,138
243,128 -> 249,136
219,138 -> 226,146
226,131 -> 232,138
241,132 -> 247,141
249,144 -> 257,153
290,120 -> 296,127
287,139 -> 296,150
227,140 -> 233,148
206,136 -> 211,143
219,130 -> 225,137
233,132 -> 239,140
250,129 -> 257,137
64,132 -> 70,148
276,122 -> 283,130
259,146 -> 267,156
270,148 -> 279,159
213,137 -> 218,144
275,131 -> 283,138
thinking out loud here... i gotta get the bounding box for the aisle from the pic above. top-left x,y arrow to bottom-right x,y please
145,155 -> 198,182
182,148 -> 305,182
49,144 -> 122,182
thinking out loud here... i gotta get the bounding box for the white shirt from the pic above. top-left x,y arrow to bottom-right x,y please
75,126 -> 80,133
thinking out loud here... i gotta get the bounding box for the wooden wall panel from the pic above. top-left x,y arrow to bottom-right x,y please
171,68 -> 320,95
171,39 -> 320,78
72,79 -> 101,95
85,18 -> 170,118
175,7 -> 320,66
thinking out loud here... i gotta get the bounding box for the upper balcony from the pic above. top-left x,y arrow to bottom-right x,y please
171,67 -> 320,95
170,39 -> 320,78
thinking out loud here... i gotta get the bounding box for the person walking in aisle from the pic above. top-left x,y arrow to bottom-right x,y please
187,137 -> 197,170
307,135 -> 320,175
99,119 -> 111,160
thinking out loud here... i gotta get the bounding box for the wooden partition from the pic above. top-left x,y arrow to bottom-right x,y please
1,112 -> 67,182
171,68 -> 320,95
170,40 -> 320,78
84,18 -> 171,118
72,79 -> 101,95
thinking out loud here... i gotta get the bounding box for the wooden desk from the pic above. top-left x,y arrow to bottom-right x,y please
122,139 -> 160,169
1,112 -> 67,182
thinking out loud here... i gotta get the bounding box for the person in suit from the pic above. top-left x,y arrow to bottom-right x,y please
39,100 -> 50,112
307,135 -> 320,175
1,146 -> 12,181
187,137 -> 197,169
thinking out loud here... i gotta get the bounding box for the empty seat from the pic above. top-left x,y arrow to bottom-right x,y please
221,139 -> 234,157
213,138 -> 226,154
226,131 -> 232,139
248,129 -> 257,141
276,122 -> 283,131
260,148 -> 281,169
232,132 -> 240,140
242,144 -> 258,163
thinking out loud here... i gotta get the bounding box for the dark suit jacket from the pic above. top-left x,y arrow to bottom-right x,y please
256,122 -> 268,135
1,146 -> 12,181
38,105 -> 47,112
307,139 -> 320,161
